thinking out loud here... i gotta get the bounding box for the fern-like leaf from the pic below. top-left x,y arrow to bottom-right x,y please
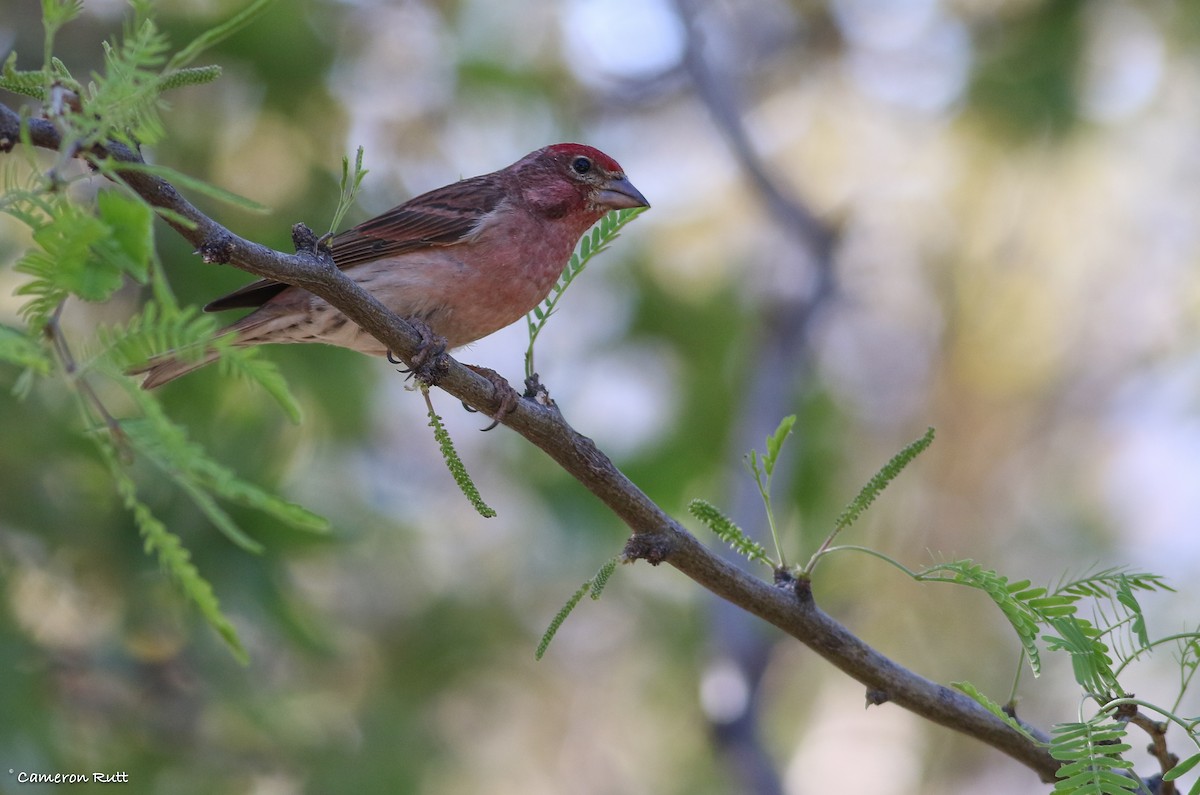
1163,752 -> 1200,789
688,498 -> 772,566
1057,567 -> 1174,600
525,206 -> 646,379
952,681 -> 1041,743
1050,718 -> 1138,794
422,388 -> 496,518
834,427 -> 934,532
14,204 -> 108,326
918,561 -> 1077,676
86,18 -> 172,146
97,159 -> 268,212
536,557 -> 619,660
0,53 -> 47,100
121,395 -> 330,543
328,145 -> 368,236
215,345 -> 304,424
0,324 -> 52,375
156,65 -> 222,92
104,451 -> 247,663
589,557 -> 617,599
165,0 -> 274,72
99,303 -> 218,372
1043,617 -> 1119,696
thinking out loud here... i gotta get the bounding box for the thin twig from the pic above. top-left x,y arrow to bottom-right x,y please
45,300 -> 130,458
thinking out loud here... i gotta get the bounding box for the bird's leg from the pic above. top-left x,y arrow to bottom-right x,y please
462,365 -> 521,432
386,319 -> 449,385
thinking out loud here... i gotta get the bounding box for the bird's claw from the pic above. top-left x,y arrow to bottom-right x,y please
464,365 -> 521,431
386,320 -> 449,384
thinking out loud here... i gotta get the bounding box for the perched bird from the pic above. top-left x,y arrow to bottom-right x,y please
133,143 -> 648,388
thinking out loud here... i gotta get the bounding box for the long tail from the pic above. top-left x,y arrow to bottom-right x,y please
129,306 -> 290,389
128,348 -> 222,389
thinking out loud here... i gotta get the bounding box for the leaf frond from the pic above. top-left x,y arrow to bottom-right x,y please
524,206 -> 646,379
834,427 -> 934,532
688,498 -> 772,567
1049,717 -> 1139,794
422,387 -> 496,518
536,557 -> 619,660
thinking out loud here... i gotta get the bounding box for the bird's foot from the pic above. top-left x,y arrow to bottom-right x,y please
461,365 -> 521,431
386,319 -> 449,385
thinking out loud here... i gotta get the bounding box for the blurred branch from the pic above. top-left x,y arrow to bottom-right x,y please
1,99 -> 1058,785
1127,710 -> 1177,795
671,1 -> 836,790
673,0 -> 835,263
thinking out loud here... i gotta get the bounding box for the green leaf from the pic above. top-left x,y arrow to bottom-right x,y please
834,427 -> 934,532
1049,717 -> 1139,794
18,206 -> 118,303
97,159 -> 269,212
0,325 -> 52,375
764,414 -> 796,476
215,346 -> 304,424
688,498 -> 772,566
1057,567 -> 1174,600
84,17 -> 172,146
156,64 -> 222,92
1046,720 -> 1137,792
99,302 -> 216,372
0,53 -> 47,100
42,0 -> 85,35
97,189 -> 154,281
589,557 -> 617,600
951,681 -> 1040,743
328,145 -> 368,235
1114,577 -> 1148,648
166,0 -> 275,71
537,557 -> 619,660
1164,752 -> 1200,782
423,388 -> 496,518
1043,617 -> 1117,695
919,560 -> 1047,675
525,206 -> 646,379
104,454 -> 247,663
171,472 -> 265,554
122,402 -> 330,539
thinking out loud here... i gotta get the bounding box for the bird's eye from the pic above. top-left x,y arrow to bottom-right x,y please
571,156 -> 592,175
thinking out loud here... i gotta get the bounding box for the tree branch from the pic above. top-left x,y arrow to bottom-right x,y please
0,100 -> 1059,784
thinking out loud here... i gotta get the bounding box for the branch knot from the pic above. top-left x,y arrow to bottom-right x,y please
196,233 -> 236,265
622,533 -> 674,565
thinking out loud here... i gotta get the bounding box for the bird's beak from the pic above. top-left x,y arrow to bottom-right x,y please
597,175 -> 650,210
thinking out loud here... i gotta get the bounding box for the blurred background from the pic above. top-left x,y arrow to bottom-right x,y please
3,0 -> 1200,792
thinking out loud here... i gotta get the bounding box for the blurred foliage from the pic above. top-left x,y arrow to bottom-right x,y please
968,0 -> 1085,142
3,1 -> 1200,794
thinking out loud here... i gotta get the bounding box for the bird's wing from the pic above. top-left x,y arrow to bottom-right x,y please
205,174 -> 508,313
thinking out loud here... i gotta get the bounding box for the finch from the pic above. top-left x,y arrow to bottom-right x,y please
133,143 -> 648,388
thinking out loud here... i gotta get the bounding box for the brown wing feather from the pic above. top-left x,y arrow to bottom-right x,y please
331,173 -> 506,268
204,278 -> 289,311
205,172 -> 509,313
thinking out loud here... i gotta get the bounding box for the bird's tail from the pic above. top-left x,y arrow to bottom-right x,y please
128,348 -> 222,389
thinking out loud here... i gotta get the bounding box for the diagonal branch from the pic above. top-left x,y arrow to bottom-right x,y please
0,100 -> 1059,784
